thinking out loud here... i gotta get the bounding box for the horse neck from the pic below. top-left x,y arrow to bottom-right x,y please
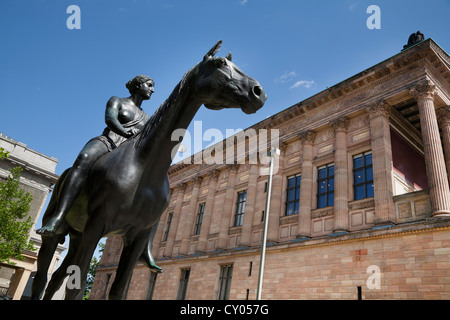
136,66 -> 202,171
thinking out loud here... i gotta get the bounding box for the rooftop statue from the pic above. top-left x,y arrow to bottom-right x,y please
403,30 -> 425,50
31,41 -> 266,300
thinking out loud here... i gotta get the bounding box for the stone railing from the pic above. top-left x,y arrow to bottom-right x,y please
394,190 -> 431,223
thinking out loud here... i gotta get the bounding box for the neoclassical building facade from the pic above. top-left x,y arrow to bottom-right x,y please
91,38 -> 450,300
0,133 -> 62,300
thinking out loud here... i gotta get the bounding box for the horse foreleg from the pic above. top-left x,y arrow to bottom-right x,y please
139,221 -> 162,273
42,233 -> 79,300
31,234 -> 63,299
109,231 -> 150,300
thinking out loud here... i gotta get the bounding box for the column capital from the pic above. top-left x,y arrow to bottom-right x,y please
298,130 -> 316,145
366,101 -> 391,119
226,163 -> 240,172
329,117 -> 349,132
410,80 -> 437,102
193,176 -> 203,187
437,106 -> 450,126
176,182 -> 188,192
208,169 -> 221,180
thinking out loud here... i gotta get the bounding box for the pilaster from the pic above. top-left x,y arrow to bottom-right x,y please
197,169 -> 220,252
179,176 -> 203,255
217,164 -> 239,249
366,101 -> 396,224
297,131 -> 316,237
164,183 -> 187,257
330,117 -> 349,232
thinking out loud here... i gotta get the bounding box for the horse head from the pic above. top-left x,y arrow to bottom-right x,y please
194,40 -> 267,115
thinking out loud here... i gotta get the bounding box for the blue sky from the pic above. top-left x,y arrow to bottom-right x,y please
1,0 -> 450,229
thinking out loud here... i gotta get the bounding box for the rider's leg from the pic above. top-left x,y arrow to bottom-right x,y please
37,140 -> 108,236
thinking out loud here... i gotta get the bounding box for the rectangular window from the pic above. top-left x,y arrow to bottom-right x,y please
217,265 -> 233,300
194,203 -> 205,235
233,190 -> 247,227
317,164 -> 334,208
285,174 -> 301,216
163,213 -> 173,242
353,152 -> 374,200
177,268 -> 190,300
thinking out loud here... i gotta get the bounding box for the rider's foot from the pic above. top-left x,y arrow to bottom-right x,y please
36,217 -> 62,237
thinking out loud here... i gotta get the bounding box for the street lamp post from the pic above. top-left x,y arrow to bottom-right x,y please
256,148 -> 280,300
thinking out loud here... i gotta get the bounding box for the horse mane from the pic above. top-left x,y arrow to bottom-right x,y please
135,65 -> 197,148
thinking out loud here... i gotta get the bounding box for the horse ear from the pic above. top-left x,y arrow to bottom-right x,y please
226,52 -> 232,61
204,40 -> 222,61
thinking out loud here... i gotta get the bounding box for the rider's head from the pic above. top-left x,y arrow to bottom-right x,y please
126,75 -> 154,95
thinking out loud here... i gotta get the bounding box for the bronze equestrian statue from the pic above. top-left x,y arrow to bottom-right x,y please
31,41 -> 267,300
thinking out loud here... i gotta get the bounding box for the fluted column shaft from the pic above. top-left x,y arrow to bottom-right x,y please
331,118 -> 349,232
217,164 -> 239,249
240,164 -> 259,246
366,102 -> 395,224
438,106 -> 450,182
164,183 -> 187,257
297,131 -> 315,237
411,82 -> 450,216
179,176 -> 203,255
197,170 -> 220,252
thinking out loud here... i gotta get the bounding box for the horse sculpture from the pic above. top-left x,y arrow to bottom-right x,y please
31,41 -> 267,300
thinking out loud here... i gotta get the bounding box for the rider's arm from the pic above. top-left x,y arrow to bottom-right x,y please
105,97 -> 132,138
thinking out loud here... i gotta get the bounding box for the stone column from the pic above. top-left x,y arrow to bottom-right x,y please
240,164 -> 259,246
266,143 -> 287,242
437,106 -> 450,182
411,82 -> 450,216
217,164 -> 239,249
197,169 -> 220,252
179,176 -> 203,255
164,183 -> 187,257
330,117 -> 349,232
366,101 -> 395,224
8,268 -> 31,300
297,131 -> 316,238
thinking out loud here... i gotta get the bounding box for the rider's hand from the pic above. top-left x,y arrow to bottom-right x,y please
125,128 -> 139,138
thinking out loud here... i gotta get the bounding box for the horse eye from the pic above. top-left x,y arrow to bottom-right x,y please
215,58 -> 226,67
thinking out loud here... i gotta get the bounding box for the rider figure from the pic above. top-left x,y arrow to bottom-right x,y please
36,75 -> 155,236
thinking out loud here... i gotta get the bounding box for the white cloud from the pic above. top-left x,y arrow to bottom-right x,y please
289,80 -> 315,90
240,0 -> 248,6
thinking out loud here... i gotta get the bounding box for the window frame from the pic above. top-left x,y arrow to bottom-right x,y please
162,212 -> 173,242
193,202 -> 205,235
317,163 -> 335,209
353,151 -> 374,201
217,264 -> 233,300
233,190 -> 247,227
285,173 -> 301,216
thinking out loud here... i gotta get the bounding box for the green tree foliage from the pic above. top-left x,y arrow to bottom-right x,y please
0,148 -> 34,264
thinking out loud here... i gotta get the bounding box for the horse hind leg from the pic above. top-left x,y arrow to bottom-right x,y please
64,228 -> 102,300
109,231 -> 151,300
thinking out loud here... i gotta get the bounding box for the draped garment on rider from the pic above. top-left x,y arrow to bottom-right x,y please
89,110 -> 150,152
